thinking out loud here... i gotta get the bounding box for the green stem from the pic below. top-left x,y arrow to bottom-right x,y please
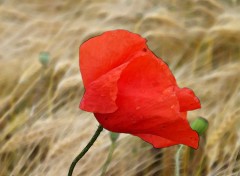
175,145 -> 184,176
100,141 -> 116,176
68,125 -> 103,176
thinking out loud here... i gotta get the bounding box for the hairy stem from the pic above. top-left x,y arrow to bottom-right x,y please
68,125 -> 103,176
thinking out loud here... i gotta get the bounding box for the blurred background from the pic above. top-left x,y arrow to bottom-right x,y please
0,0 -> 240,175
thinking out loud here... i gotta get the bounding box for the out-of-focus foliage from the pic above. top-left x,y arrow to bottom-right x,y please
0,0 -> 240,175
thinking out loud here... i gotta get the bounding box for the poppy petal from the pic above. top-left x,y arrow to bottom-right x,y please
80,63 -> 129,113
94,52 -> 199,148
133,134 -> 179,148
176,87 -> 201,112
133,120 -> 199,149
79,29 -> 146,88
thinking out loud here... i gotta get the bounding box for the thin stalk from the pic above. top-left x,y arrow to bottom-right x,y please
68,125 -> 103,176
100,142 -> 116,176
175,145 -> 184,176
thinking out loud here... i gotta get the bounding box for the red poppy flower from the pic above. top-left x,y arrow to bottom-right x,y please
79,30 -> 201,149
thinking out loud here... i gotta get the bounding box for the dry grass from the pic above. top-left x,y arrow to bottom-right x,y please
0,0 -> 240,175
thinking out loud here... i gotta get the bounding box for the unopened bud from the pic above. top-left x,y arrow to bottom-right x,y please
109,132 -> 119,143
191,117 -> 208,136
39,52 -> 50,66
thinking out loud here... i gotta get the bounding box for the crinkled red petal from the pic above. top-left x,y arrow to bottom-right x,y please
79,30 -> 146,88
176,87 -> 201,112
132,117 -> 199,149
80,63 -> 128,113
94,52 -> 199,148
80,49 -> 150,113
133,134 -> 180,148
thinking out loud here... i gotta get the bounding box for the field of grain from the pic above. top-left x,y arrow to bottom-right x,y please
0,0 -> 240,175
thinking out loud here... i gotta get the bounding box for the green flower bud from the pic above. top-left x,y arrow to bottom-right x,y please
109,132 -> 119,143
39,52 -> 50,66
190,117 -> 208,136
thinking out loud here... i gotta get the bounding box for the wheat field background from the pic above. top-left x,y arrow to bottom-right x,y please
0,0 -> 240,176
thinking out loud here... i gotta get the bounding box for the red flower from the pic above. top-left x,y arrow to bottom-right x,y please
79,30 -> 201,149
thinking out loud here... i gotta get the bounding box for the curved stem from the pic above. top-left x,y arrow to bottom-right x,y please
175,145 -> 184,176
100,142 -> 116,176
68,125 -> 103,176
